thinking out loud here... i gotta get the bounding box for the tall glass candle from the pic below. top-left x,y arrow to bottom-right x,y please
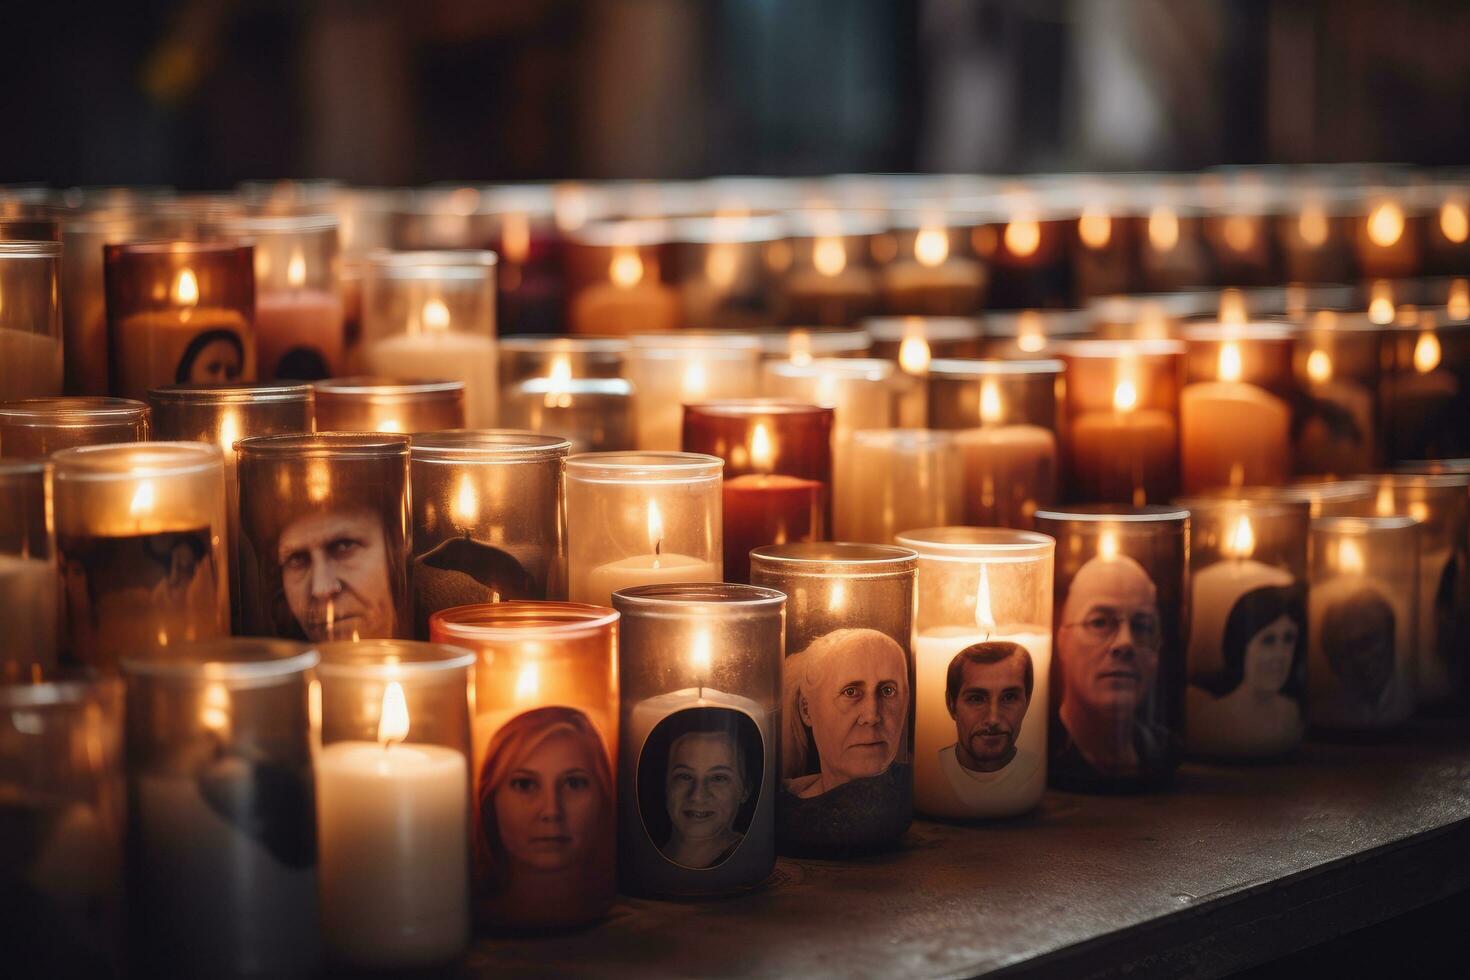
566,220 -> 680,335
1381,312 -> 1469,462
235,433 -> 412,641
431,602 -> 619,931
1175,496 -> 1309,758
926,358 -> 1061,529
1060,339 -> 1184,506
566,452 -> 722,605
0,241 -> 63,400
497,336 -> 633,452
316,640 -> 473,970
0,460 -> 58,680
1179,323 -> 1296,491
360,250 -> 498,426
682,400 -> 832,583
613,583 -> 783,896
625,334 -> 762,450
103,242 -> 256,401
838,430 -> 963,544
895,528 -> 1054,819
1033,506 -> 1189,792
0,397 -> 150,457
1307,516 -> 1419,731
313,376 -> 465,433
1292,311 -> 1384,476
409,430 -> 569,635
52,442 -> 230,671
748,544 -> 916,852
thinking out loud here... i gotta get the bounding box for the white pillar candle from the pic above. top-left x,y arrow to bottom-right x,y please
580,551 -> 720,608
1179,343 -> 1291,491
954,425 -> 1057,527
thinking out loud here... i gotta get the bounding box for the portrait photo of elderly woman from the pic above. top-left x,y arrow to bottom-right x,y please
475,707 -> 615,929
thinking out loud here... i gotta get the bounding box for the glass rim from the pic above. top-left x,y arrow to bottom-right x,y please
764,356 -> 895,381
51,441 -> 223,481
1180,321 -> 1298,342
1311,514 -> 1421,535
1363,471 -> 1470,491
863,316 -> 982,343
1173,494 -> 1312,520
612,582 -> 787,615
121,639 -> 318,685
1393,459 -> 1470,475
313,377 -> 465,400
752,326 -> 871,356
1059,338 -> 1188,358
1034,504 -> 1191,526
364,248 -> 499,275
205,211 -> 340,235
1268,479 -> 1377,503
409,428 -> 572,461
1089,291 -> 1219,320
105,240 -> 252,259
851,428 -> 955,448
683,399 -> 832,419
0,240 -> 62,258
315,639 -> 476,678
0,397 -> 150,424
431,601 -> 619,640
926,357 -> 1064,377
895,527 -> 1055,563
147,382 -> 314,406
235,431 -> 410,459
566,451 -> 723,482
497,335 -> 630,356
0,675 -> 120,709
749,541 -> 918,577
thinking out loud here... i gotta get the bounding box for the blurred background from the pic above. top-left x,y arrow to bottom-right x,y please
6,0 -> 1470,188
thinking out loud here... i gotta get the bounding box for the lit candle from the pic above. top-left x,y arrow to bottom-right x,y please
1294,312 -> 1380,476
569,235 -> 681,335
836,429 -> 963,543
1063,340 -> 1182,506
579,496 -> 720,606
1179,326 -> 1292,491
625,334 -> 762,450
313,376 -> 466,434
879,220 -> 986,315
1381,312 -> 1463,461
499,340 -> 635,452
780,213 -> 882,325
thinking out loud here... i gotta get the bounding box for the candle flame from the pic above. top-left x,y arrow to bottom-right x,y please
681,359 -> 707,398
1219,288 -> 1246,326
750,421 -> 774,472
1368,280 -> 1395,325
1222,215 -> 1256,253
690,630 -> 712,675
705,243 -> 739,290
1113,378 -> 1138,413
422,297 -> 451,332
1218,341 -> 1243,383
788,329 -> 813,366
544,355 -> 574,408
286,247 -> 306,288
200,681 -> 231,736
1307,348 -> 1333,383
1441,201 -> 1469,245
610,246 -> 644,289
514,662 -> 540,702
1098,530 -> 1120,561
813,236 -> 847,278
1298,206 -> 1329,247
130,480 -> 155,517
1148,207 -> 1180,252
1016,310 -> 1045,353
828,580 -> 847,612
898,332 -> 931,375
1449,279 -> 1470,320
1078,208 -> 1111,249
1366,201 -> 1405,248
1414,330 -> 1442,373
377,681 -> 409,746
974,565 -> 996,637
1004,218 -> 1040,258
377,418 -> 402,433
914,226 -> 949,268
1223,514 -> 1256,559
1410,501 -> 1429,523
217,411 -> 241,459
501,212 -> 531,264
1338,537 -> 1365,576
1376,484 -> 1396,517
451,472 -> 479,525
173,268 -> 199,307
647,500 -> 664,557
980,378 -> 1003,425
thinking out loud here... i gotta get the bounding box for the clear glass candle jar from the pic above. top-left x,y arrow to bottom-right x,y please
612,583 -> 784,897
747,543 -> 916,852
967,201 -> 1074,310
878,215 -> 987,316
1179,322 -> 1297,492
1032,506 -> 1189,792
235,433 -> 412,642
865,315 -> 984,376
1292,311 -> 1386,476
565,219 -> 680,335
103,242 -> 256,401
1380,312 -> 1470,462
430,602 -> 619,931
203,213 -> 344,381
623,334 -> 763,451
0,397 -> 150,457
0,241 -> 63,401
1133,192 -> 1211,293
566,452 -> 723,606
776,211 -> 884,326
1070,189 -> 1140,300
1277,188 -> 1356,285
122,639 -> 320,979
409,431 -> 570,635
1307,515 -> 1420,731
978,309 -> 1091,359
839,429 -> 963,544
313,377 -> 465,434
1353,190 -> 1421,281
1365,473 -> 1470,706
496,336 -> 633,452
894,528 -> 1054,819
52,442 -> 230,671
682,401 -> 833,584
315,640 -> 474,970
1060,339 -> 1185,506
753,326 -> 871,365
1173,496 -> 1310,759
0,678 -> 124,974
0,459 -> 58,680
360,250 -> 498,426
670,214 -> 782,330
926,359 -> 1061,529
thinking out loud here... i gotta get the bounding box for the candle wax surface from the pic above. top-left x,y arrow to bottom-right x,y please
575,551 -> 719,607
364,330 -> 498,427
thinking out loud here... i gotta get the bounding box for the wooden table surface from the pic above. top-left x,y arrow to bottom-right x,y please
468,718 -> 1470,979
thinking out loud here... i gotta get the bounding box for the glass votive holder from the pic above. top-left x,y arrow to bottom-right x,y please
1307,515 -> 1419,731
746,543 -> 916,852
1134,194 -> 1210,293
776,211 -> 883,326
565,219 -> 680,335
612,583 -> 784,897
878,216 -> 987,315
313,377 -> 465,433
670,215 -> 782,330
204,213 -> 344,381
566,452 -> 723,606
1071,193 -> 1139,300
0,459 -> 58,680
1060,339 -> 1185,506
52,442 -> 230,671
0,397 -> 150,457
1380,312 -> 1470,462
121,639 -> 320,979
315,639 -> 474,970
1032,506 -> 1189,792
359,250 -> 498,426
1173,496 -> 1310,759
0,240 -> 63,401
1292,311 -> 1385,476
624,334 -> 763,450
430,602 -> 619,932
409,430 -> 570,636
496,336 -> 633,452
1277,190 -> 1356,285
753,325 -> 871,365
0,678 -> 123,974
894,528 -> 1054,819
103,241 -> 256,401
978,309 -> 1091,359
235,433 -> 411,641
968,202 -> 1074,310
926,359 -> 1061,529
681,400 -> 833,584
838,429 -> 963,544
1179,322 -> 1297,492
865,315 -> 984,376
1353,191 -> 1421,281
1365,473 -> 1470,706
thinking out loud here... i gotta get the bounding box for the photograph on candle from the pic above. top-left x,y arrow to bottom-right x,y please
939,642 -> 1038,801
636,706 -> 763,871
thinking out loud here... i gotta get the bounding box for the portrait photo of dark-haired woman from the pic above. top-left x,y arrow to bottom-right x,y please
175,328 -> 245,384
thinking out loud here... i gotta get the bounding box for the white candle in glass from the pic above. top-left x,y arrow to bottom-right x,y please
363,296 -> 498,427
577,499 -> 719,606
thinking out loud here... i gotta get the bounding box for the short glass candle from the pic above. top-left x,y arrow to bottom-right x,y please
52,442 -> 230,671
1060,339 -> 1185,506
878,216 -> 987,316
612,583 -> 784,897
0,397 -> 150,457
313,376 -> 466,433
566,451 -> 723,606
235,433 -> 412,642
838,429 -> 963,544
1307,515 -> 1419,731
409,430 -> 570,635
497,336 -> 633,452
1291,311 -> 1385,476
565,219 -> 680,335
624,334 -> 763,450
315,639 -> 474,971
977,309 -> 1091,359
1173,496 -> 1310,759
926,358 -> 1061,529
103,241 -> 256,401
1032,506 -> 1189,793
360,250 -> 498,426
1353,191 -> 1420,280
1380,312 -> 1470,462
894,528 -> 1054,819
670,214 -> 782,330
969,202 -> 1074,310
682,400 -> 833,584
430,602 -> 619,931
0,460 -> 58,680
777,211 -> 883,326
748,543 -> 917,852
0,241 -> 63,400
121,639 -> 320,979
